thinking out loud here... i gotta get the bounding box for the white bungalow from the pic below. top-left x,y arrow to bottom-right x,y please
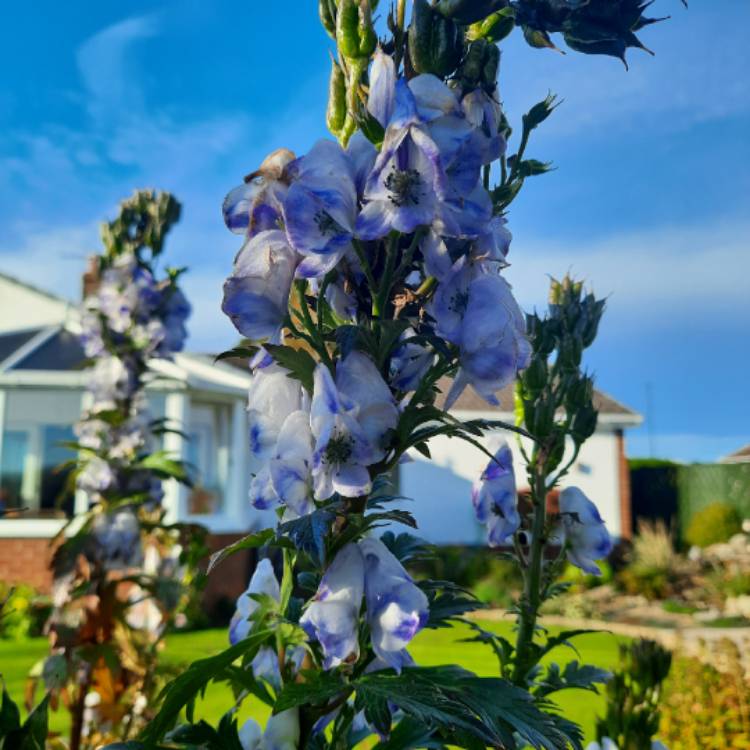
0,271 -> 254,592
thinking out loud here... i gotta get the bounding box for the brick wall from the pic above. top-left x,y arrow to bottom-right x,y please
0,538 -> 56,591
201,533 -> 256,610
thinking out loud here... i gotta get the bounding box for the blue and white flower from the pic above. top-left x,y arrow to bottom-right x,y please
239,709 -> 300,750
223,148 -> 295,238
222,229 -> 297,342
229,558 -> 281,645
269,410 -> 315,517
360,537 -> 429,673
472,442 -> 520,546
300,543 -> 365,669
556,487 -> 613,575
389,328 -> 434,392
310,353 -> 398,499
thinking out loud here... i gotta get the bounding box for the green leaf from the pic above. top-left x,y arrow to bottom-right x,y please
420,580 -> 484,628
136,451 -> 191,485
264,344 -> 318,393
354,666 -> 571,749
0,685 -> 21,736
139,630 -> 271,744
371,715 -> 442,750
274,670 -> 349,712
516,159 -> 554,177
535,661 -> 610,699
207,529 -> 275,574
379,532 -> 433,564
278,508 -> 335,566
214,345 -> 259,363
2,693 -> 49,749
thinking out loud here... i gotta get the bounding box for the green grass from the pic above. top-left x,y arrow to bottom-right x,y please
0,621 -> 626,742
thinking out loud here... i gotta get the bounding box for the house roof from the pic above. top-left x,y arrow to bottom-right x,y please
0,271 -> 71,306
0,328 -> 45,365
720,444 -> 750,464
434,376 -> 640,420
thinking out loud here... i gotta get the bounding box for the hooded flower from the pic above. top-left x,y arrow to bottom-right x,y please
360,538 -> 429,673
367,49 -> 397,128
356,80 -> 446,240
557,487 -> 613,575
461,88 -> 507,165
310,353 -> 398,499
430,262 -> 531,409
229,558 -> 281,645
283,140 -> 359,279
472,442 -> 520,546
300,543 -> 365,669
239,709 -> 300,750
88,355 -> 136,407
92,509 -> 142,568
223,149 -> 295,238
389,329 -> 435,392
269,410 -> 315,517
222,229 -> 297,342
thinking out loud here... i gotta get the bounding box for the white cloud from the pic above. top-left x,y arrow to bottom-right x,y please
506,219 -> 750,328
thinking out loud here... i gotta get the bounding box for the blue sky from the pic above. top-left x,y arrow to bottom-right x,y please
1,1 -> 748,462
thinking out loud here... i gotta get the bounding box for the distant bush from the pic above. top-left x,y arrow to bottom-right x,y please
559,560 -> 613,591
660,640 -> 750,749
617,521 -> 678,600
685,502 -> 742,549
0,583 -> 50,640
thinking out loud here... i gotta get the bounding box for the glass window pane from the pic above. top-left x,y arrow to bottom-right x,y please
40,425 -> 76,517
0,430 -> 29,513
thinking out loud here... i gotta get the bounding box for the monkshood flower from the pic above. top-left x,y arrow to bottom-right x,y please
222,229 -> 297,341
472,442 -> 520,546
356,80 -> 446,239
430,261 -> 530,409
77,456 -> 115,495
473,215 -> 512,266
239,709 -> 300,750
283,140 -> 358,279
92,508 -> 142,568
158,286 -> 191,354
229,558 -> 281,645
88,355 -> 136,407
269,410 -> 315,517
461,88 -> 506,165
361,538 -> 429,673
310,353 -> 398,499
557,487 -> 613,575
367,49 -> 397,128
80,311 -> 105,358
300,543 -> 365,669
389,329 -> 435,392
223,148 -> 295,238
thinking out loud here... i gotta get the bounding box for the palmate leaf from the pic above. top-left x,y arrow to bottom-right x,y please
274,670 -> 348,712
379,531 -> 434,564
136,451 -> 192,485
535,661 -> 611,699
354,666 -> 572,749
264,344 -> 317,393
207,529 -> 275,574
371,715 -> 443,750
139,630 -> 271,744
419,580 -> 485,628
278,507 -> 336,566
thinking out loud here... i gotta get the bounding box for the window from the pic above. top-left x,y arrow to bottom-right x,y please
186,402 -> 230,515
0,389 -> 82,518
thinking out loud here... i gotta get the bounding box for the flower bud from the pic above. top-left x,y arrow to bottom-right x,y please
468,9 -> 516,44
336,0 -> 377,61
520,354 -> 547,397
571,404 -> 598,444
326,58 -> 347,136
409,0 -> 463,78
435,0 -> 508,25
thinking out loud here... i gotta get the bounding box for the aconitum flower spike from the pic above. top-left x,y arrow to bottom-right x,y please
269,410 -> 315,517
557,487 -> 613,575
239,709 -> 300,750
229,558 -> 280,645
300,543 -> 365,669
472,442 -> 520,546
360,538 -> 429,673
222,229 -> 297,342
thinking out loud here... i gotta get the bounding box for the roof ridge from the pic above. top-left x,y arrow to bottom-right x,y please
0,270 -> 72,306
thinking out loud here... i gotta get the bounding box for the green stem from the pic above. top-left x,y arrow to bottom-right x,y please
512,450 -> 548,686
374,233 -> 400,319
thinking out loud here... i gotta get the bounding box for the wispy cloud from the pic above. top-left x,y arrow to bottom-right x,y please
506,218 -> 750,328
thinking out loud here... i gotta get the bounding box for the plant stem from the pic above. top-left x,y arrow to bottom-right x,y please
512,451 -> 548,686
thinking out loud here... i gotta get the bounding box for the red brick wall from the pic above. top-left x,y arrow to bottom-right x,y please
0,533 -> 255,607
616,429 -> 633,540
0,538 -> 56,592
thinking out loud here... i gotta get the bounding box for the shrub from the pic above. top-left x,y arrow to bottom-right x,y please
0,583 -> 50,640
617,520 -> 678,600
660,640 -> 750,749
472,559 -> 524,607
685,502 -> 742,548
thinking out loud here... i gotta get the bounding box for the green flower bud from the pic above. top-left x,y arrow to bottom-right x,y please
326,58 -> 347,136
319,0 -> 337,39
409,0 -> 463,78
571,404 -> 598,444
460,39 -> 487,84
558,335 -> 582,372
526,396 -> 556,439
336,0 -> 377,61
435,0 -> 508,25
468,9 -> 516,43
482,42 -> 500,90
521,354 -> 547,397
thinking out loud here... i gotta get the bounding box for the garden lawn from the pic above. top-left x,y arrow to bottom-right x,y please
0,621 -> 626,743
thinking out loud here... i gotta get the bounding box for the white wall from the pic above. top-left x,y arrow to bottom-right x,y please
397,425 -> 624,545
0,277 -> 71,334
